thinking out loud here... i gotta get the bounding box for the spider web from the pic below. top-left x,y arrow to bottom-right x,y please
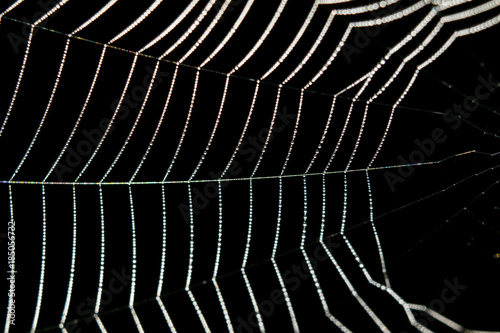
1,0 -> 500,332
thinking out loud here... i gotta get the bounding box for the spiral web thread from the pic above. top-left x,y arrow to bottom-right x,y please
1,0 -> 500,332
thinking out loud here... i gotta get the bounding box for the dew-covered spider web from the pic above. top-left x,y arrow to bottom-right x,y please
1,0 -> 500,332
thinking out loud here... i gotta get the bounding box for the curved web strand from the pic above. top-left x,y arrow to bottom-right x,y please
162,70 -> 200,180
186,185 -> 211,333
364,1 -> 500,205
75,53 -> 140,182
201,0 -> 338,181
278,15 -> 342,171
123,0 -> 216,181
341,3 -> 500,293
340,171 -> 402,331
319,176 -> 390,332
440,0 -> 500,24
278,7 -> 341,175
43,45 -> 107,181
99,60 -> 162,182
184,0 -> 254,179
30,185 -> 47,333
0,0 -> 70,138
250,86 -> 282,178
303,73 -> 372,173
240,179 -> 266,332
240,3 -> 432,331
72,3 -> 185,324
160,0 -> 232,174
138,0 -> 201,53
70,0 -> 118,36
228,0 -> 289,76
127,187 -> 145,332
219,80 -> 260,178
59,186 -> 78,333
335,13 -> 447,293
49,0 -> 165,179
164,8 -> 303,325
274,177 -> 300,332
435,0 -> 472,11
129,0 -> 255,182
11,0 -> 119,180
152,7 -> 249,324
171,0 -> 290,181
218,83 -> 264,329
0,0 -> 25,20
260,10 -> 348,324
315,0 -> 353,4
331,6 -> 500,333
365,12 -> 500,333
94,185 -> 107,332
293,2 -> 437,330
261,8 -> 404,323
187,73 -> 229,180
286,1 -> 430,177
260,2 -> 319,81
153,8 -> 246,327
156,185 -> 177,332
306,0 -> 429,92
44,0 -> 162,181
337,11 -> 500,326
408,303 -> 500,333
336,171 -> 432,331
220,0 -> 326,178
300,176 -> 352,331
344,0 -> 500,171
369,1 -> 500,169
156,5 -> 243,322
2,2 -> 500,333
250,2 -> 320,177
3,2 -> 117,331
74,0 -> 168,182
322,6 -> 437,173
199,0 -> 256,68
299,1 -> 430,174
343,13 -> 438,170
163,0 -> 236,179
107,0 -> 163,45
158,0 -> 218,60
325,13 -> 448,280
212,182 -> 234,333
281,9 -> 336,87
177,0 -> 234,64
319,0 -> 401,12
9,36 -> 71,180
160,0 -> 230,180
319,6 -> 439,327
129,64 -> 179,183
367,69 -> 418,168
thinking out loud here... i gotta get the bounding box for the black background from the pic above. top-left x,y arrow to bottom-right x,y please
1,1 -> 499,332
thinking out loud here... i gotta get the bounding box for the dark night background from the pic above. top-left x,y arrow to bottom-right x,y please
0,1 -> 499,332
